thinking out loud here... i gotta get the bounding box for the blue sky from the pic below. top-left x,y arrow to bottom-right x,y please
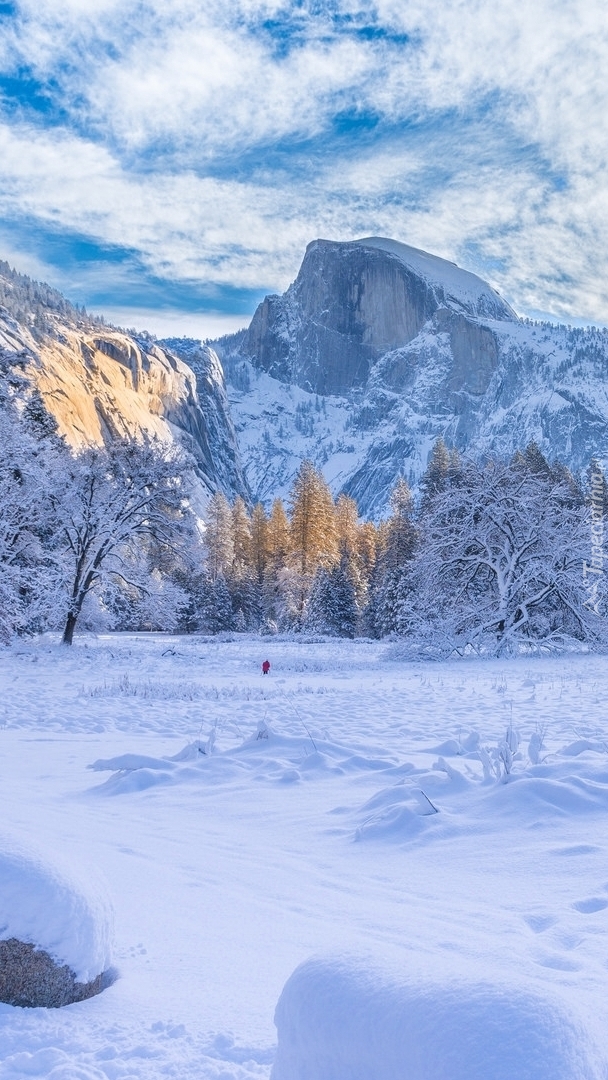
0,0 -> 606,338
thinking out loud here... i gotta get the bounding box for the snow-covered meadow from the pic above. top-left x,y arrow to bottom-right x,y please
2,634 -> 608,1077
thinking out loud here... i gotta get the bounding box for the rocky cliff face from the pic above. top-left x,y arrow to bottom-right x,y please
243,237 -> 516,396
0,300 -> 247,506
218,237 -> 608,517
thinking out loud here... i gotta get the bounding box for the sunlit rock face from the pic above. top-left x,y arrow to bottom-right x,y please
0,308 -> 248,503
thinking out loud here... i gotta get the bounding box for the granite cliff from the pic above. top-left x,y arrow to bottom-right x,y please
0,263 -> 247,506
216,237 -> 608,516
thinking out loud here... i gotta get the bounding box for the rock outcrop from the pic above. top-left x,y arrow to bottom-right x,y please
0,301 -> 248,505
243,237 -> 516,396
0,938 -> 114,1008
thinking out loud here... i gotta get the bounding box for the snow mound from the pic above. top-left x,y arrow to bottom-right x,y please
89,753 -> 176,772
0,835 -> 113,984
272,955 -> 604,1080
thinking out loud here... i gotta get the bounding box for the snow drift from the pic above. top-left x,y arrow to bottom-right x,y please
271,955 -> 604,1080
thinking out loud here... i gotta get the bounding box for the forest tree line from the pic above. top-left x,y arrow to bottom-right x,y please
1,349 -> 607,655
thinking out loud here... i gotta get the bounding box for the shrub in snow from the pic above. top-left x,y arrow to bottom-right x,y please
271,955 -> 603,1080
0,838 -> 114,1008
479,724 -> 521,782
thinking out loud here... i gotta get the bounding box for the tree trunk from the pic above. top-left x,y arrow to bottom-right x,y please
62,611 -> 78,646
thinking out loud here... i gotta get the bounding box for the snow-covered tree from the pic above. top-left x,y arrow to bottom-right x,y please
288,460 -> 338,624
250,503 -> 269,584
50,439 -> 193,645
305,556 -> 358,637
419,437 -> 451,510
364,477 -> 417,637
198,574 -> 234,633
231,496 -> 252,578
0,359 -> 64,642
397,455 -> 606,655
266,498 -> 290,571
0,409 -> 49,641
204,492 -> 234,580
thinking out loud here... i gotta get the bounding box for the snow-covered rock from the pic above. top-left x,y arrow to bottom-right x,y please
0,834 -> 113,985
272,955 -> 604,1080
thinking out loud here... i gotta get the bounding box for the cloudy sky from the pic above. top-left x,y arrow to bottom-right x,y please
0,0 -> 606,338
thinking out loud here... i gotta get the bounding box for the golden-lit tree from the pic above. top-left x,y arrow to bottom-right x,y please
289,460 -> 338,576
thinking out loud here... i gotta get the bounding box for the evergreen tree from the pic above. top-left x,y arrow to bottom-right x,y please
523,440 -> 552,477
205,492 -> 234,580
288,461 -> 338,624
365,477 -> 417,637
266,498 -> 290,572
199,574 -> 234,633
231,496 -> 252,578
335,495 -> 359,557
419,438 -> 451,509
305,556 -> 358,637
289,460 -> 338,576
250,503 -> 269,584
383,478 -> 417,569
327,557 -> 358,637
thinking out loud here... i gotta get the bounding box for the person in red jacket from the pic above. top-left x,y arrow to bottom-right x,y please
262,659 -> 271,675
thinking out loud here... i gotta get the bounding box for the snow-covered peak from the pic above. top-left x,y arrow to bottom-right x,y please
340,236 -> 516,321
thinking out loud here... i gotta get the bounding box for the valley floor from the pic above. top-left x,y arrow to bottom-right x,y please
2,634 -> 608,1077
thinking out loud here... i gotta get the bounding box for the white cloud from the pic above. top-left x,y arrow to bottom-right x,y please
0,0 -> 607,324
98,307 -> 250,341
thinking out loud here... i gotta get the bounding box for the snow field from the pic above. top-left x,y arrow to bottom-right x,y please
2,635 -> 608,1077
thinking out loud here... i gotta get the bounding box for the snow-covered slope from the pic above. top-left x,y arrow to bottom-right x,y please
216,238 -> 608,517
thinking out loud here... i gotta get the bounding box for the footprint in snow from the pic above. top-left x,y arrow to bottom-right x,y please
572,897 -> 608,914
533,951 -> 582,972
523,914 -> 558,934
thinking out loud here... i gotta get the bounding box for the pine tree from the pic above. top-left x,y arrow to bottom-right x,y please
419,438 -> 451,509
250,503 -> 269,584
289,460 -> 338,576
288,460 -> 338,624
523,441 -> 552,477
305,556 -> 358,637
200,574 -> 233,633
205,492 -> 234,580
335,495 -> 359,558
383,478 -> 417,569
266,498 -> 291,572
231,496 -> 252,578
364,478 -> 417,637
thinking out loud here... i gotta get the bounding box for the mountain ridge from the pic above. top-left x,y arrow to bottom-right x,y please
215,236 -> 608,516
3,241 -> 608,521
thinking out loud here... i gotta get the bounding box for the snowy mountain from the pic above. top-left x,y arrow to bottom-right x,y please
4,241 -> 608,522
215,238 -> 608,517
0,265 -> 247,506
